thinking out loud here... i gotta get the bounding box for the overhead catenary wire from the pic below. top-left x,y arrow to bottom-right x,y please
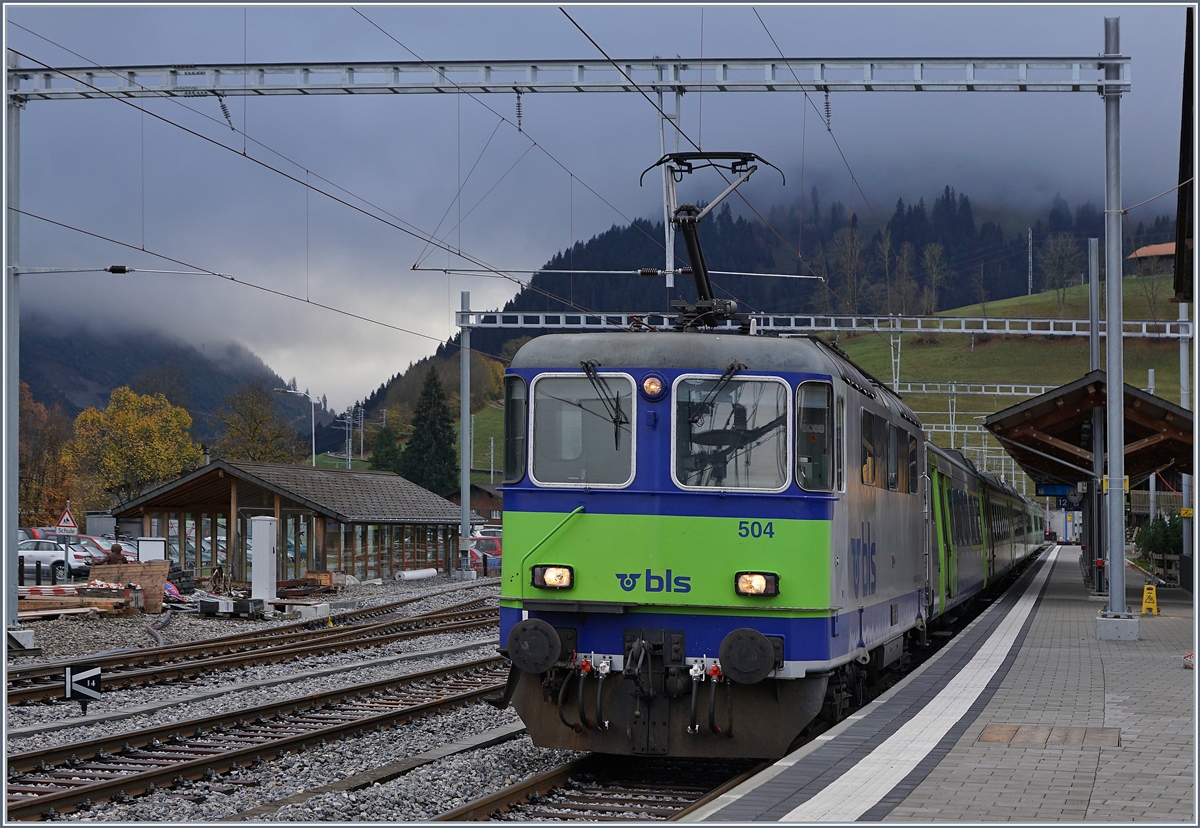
558,7 -> 816,285
13,207 -> 515,365
750,6 -> 973,386
348,8 -> 669,263
6,46 -> 605,321
7,25 -> 608,319
413,118 -> 505,267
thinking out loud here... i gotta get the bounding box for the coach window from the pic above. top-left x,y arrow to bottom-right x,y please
503,376 -> 527,483
887,423 -> 901,491
675,376 -> 789,491
796,382 -> 833,492
531,374 -> 634,487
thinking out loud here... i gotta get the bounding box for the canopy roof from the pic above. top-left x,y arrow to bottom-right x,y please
983,370 -> 1192,487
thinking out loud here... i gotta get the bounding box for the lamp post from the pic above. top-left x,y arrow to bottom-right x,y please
274,388 -> 316,467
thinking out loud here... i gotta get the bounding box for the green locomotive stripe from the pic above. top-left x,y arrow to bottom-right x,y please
501,511 -> 832,610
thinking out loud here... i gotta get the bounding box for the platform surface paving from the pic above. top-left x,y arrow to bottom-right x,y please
691,546 -> 1195,822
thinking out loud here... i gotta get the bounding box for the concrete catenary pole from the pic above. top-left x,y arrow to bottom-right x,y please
1100,17 -> 1135,637
459,291 -> 472,573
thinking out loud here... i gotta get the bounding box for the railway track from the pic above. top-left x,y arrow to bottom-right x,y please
6,656 -> 508,821
8,590 -> 499,705
433,755 -> 766,821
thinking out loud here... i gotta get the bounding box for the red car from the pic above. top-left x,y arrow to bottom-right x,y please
469,537 -> 502,573
75,535 -> 136,564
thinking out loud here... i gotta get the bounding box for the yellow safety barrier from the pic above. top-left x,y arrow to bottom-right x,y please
1141,584 -> 1159,616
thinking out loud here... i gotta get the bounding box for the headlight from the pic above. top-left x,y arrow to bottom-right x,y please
531,565 -> 574,589
735,571 -> 779,597
641,373 -> 666,400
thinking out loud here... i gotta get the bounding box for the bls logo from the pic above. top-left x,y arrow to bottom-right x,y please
615,569 -> 692,594
850,521 -> 878,598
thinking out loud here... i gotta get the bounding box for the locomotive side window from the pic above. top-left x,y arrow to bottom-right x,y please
907,433 -> 919,494
796,382 -> 833,492
887,423 -> 901,491
860,410 -> 876,485
835,396 -> 845,491
503,376 -> 527,484
531,374 -> 635,487
674,376 -> 789,491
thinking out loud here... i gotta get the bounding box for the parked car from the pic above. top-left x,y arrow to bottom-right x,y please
200,537 -> 228,566
468,536 -> 502,572
74,535 -> 136,564
471,527 -> 502,540
16,539 -> 91,580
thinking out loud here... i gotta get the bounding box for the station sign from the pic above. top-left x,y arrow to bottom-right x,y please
1036,484 -> 1074,497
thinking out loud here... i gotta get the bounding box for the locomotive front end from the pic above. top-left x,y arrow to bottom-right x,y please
496,334 -> 849,759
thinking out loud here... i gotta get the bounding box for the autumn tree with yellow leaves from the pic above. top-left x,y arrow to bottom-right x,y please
18,382 -> 75,525
66,386 -> 203,506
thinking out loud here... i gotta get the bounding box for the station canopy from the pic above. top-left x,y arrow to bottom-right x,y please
982,369 -> 1192,487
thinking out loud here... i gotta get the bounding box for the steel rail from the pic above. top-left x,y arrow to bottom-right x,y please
8,594 -> 492,685
432,755 -> 764,821
9,579 -> 499,685
8,601 -> 498,705
6,657 -> 508,821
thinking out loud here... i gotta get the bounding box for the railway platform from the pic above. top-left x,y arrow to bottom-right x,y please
687,545 -> 1195,822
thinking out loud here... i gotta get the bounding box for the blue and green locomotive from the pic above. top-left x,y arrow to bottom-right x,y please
490,152 -> 1042,758
493,331 -> 1043,758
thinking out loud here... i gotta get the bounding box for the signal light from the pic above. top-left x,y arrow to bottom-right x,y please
531,565 -> 574,589
735,571 -> 779,597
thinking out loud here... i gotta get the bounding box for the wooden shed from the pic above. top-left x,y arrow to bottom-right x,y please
111,460 -> 464,582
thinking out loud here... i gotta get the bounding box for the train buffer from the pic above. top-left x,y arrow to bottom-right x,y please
1140,584 -> 1159,616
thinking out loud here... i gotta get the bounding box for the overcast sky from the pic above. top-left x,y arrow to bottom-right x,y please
6,3 -> 1188,411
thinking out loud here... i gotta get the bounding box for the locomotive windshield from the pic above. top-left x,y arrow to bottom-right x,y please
674,376 -> 789,491
530,375 -> 635,487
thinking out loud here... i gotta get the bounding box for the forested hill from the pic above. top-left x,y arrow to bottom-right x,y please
465,186 -> 1176,361
361,186 -> 1175,431
19,322 -> 325,444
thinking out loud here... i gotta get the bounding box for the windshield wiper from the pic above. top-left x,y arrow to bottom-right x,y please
688,361 -> 747,425
580,360 -> 628,450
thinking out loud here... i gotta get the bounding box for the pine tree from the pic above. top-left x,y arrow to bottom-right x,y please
369,424 -> 403,474
398,367 -> 458,495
